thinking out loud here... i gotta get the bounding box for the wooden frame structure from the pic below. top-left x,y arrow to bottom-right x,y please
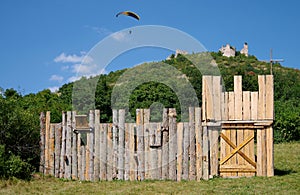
40,75 -> 274,181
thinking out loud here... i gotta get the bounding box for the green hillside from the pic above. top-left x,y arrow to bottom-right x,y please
0,51 -> 299,179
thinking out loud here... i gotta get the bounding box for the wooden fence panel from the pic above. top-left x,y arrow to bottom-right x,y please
41,75 -> 274,181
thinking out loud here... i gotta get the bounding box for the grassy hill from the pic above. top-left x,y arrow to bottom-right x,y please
56,51 -> 300,141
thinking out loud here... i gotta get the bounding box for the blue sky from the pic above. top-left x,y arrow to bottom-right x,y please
0,0 -> 299,94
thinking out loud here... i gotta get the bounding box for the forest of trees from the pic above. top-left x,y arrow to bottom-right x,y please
0,52 -> 299,179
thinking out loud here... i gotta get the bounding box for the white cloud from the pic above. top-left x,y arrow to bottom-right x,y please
53,51 -> 106,84
48,86 -> 59,92
67,76 -> 82,83
111,31 -> 127,41
61,65 -> 69,71
49,75 -> 64,83
72,63 -> 94,74
54,53 -> 85,63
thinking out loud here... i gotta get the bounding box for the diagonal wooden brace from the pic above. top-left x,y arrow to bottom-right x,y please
220,132 -> 256,168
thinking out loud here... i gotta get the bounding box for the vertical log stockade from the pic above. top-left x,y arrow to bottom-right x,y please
40,75 -> 274,181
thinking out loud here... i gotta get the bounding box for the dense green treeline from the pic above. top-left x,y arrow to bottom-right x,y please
0,52 -> 299,179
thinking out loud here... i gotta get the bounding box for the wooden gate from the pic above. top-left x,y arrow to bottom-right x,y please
202,75 -> 274,177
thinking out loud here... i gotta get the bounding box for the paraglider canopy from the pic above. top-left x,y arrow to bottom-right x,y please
116,11 -> 140,21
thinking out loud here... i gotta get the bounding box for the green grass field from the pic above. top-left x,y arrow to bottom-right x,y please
1,142 -> 299,195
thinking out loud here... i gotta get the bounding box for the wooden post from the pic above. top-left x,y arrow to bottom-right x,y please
168,108 -> 177,180
94,110 -> 100,181
147,123 -> 160,179
228,92 -> 237,176
234,76 -> 243,120
202,124 -> 209,180
251,92 -> 258,121
44,111 -> 50,174
64,111 -> 72,179
88,110 -> 95,181
77,133 -> 82,180
266,75 -> 274,177
59,112 -> 66,178
243,91 -> 254,177
161,108 -> 169,179
49,124 -> 55,175
124,123 -> 130,181
82,142 -> 86,180
177,122 -> 183,181
54,123 -> 62,178
107,124 -> 113,181
39,112 -> 46,174
221,92 -> 231,177
234,76 -> 244,176
210,76 -> 221,177
71,111 -> 77,179
143,109 -> 150,179
251,91 -> 258,177
129,123 -> 136,181
100,124 -> 107,180
189,107 -> 196,180
182,122 -> 189,180
136,109 -> 145,180
195,107 -> 202,180
112,109 -> 118,179
203,76 -> 213,121
118,109 -> 125,180
147,123 -> 153,179
258,75 -> 267,176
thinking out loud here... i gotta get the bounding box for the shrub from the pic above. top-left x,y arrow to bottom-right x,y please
274,100 -> 300,143
5,154 -> 34,180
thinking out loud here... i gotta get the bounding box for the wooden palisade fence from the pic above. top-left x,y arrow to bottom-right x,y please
40,75 -> 274,181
